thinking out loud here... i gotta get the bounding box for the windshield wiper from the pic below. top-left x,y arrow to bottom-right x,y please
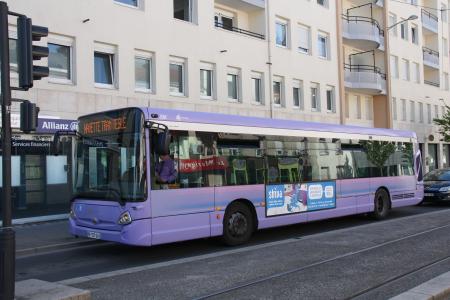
89,186 -> 125,205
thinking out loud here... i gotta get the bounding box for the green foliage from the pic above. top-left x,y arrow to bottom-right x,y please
360,140 -> 396,176
434,104 -> 450,142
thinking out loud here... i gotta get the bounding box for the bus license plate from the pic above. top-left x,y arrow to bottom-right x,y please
87,231 -> 101,239
424,193 -> 434,197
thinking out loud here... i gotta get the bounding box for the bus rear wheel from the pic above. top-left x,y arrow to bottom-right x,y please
371,189 -> 390,220
222,202 -> 254,246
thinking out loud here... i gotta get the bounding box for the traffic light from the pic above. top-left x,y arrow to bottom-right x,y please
20,100 -> 39,133
17,15 -> 49,90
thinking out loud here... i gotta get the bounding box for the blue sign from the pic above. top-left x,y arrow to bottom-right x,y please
266,181 -> 336,217
37,118 -> 78,133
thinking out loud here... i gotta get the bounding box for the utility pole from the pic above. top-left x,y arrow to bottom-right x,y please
0,1 -> 15,299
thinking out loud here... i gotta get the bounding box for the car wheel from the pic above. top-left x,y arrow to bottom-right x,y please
371,189 -> 390,220
222,202 -> 254,246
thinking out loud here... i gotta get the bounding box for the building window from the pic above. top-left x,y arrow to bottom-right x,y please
251,73 -> 263,104
200,67 -> 213,99
298,24 -> 310,54
114,0 -> 138,7
227,67 -> 240,101
401,99 -> 406,121
275,19 -> 288,47
412,62 -> 420,83
174,0 -> 193,22
292,80 -> 304,109
411,25 -> 418,44
435,105 -> 439,118
400,20 -> 408,40
94,51 -> 115,87
356,96 -> 361,119
427,104 -> 432,124
444,72 -> 449,90
401,59 -> 410,81
326,86 -> 335,112
317,0 -> 328,7
215,10 -> 234,30
442,3 -> 448,22
389,13 -> 397,37
273,76 -> 283,106
410,101 -> 415,122
390,55 -> 399,78
48,43 -> 72,82
419,102 -> 424,123
317,32 -> 329,59
170,58 -> 185,96
393,97 -> 397,121
311,83 -> 320,111
443,38 -> 448,57
366,97 -> 373,120
135,56 -> 152,92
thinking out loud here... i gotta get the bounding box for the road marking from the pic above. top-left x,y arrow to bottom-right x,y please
58,208 -> 450,286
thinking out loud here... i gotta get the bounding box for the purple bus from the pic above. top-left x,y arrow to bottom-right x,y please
65,107 -> 424,246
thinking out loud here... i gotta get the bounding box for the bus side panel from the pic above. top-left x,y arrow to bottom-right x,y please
339,178 -> 371,214
150,188 -> 214,245
370,176 -> 420,208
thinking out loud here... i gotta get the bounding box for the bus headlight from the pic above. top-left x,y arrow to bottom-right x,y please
118,211 -> 132,225
69,205 -> 77,219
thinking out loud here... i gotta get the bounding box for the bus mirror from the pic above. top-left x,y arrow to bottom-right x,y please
51,130 -> 77,155
157,130 -> 171,155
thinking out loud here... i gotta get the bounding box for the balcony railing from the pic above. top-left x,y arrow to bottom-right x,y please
424,80 -> 440,87
342,15 -> 383,50
422,9 -> 438,33
344,64 -> 386,94
214,21 -> 265,40
423,47 -> 440,69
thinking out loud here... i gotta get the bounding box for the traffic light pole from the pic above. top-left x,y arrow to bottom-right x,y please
0,1 -> 16,299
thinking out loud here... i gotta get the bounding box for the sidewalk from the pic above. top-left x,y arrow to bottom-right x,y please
14,219 -> 97,257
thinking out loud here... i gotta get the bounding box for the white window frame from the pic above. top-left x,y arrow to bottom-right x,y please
114,0 -> 140,9
401,99 -> 407,121
227,67 -> 240,102
427,103 -> 432,124
412,62 -> 420,83
366,97 -> 373,120
401,59 -> 410,81
411,24 -> 418,44
389,13 -> 398,37
94,43 -> 117,89
311,82 -> 320,112
326,85 -> 335,113
134,50 -> 153,93
393,97 -> 397,121
273,76 -> 284,107
444,72 -> 449,90
199,62 -> 215,100
251,72 -> 264,105
356,96 -> 362,119
292,79 -> 304,110
173,0 -> 195,23
298,24 -> 311,55
275,18 -> 288,48
400,20 -> 408,41
317,31 -> 329,59
169,57 -> 186,97
410,100 -> 415,122
48,34 -> 75,85
419,102 -> 424,123
390,55 -> 399,78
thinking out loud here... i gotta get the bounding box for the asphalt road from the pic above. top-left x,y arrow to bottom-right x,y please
16,204 -> 450,299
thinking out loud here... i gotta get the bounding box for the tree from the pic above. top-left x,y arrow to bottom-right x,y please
360,141 -> 396,177
434,104 -> 450,142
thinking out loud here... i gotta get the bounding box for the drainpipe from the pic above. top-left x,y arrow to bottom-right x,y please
266,0 -> 274,119
336,0 -> 346,124
383,0 -> 393,129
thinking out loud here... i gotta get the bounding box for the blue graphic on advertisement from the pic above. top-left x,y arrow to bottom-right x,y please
266,181 -> 336,217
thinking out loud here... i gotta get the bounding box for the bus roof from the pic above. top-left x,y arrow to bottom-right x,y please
143,107 -> 417,140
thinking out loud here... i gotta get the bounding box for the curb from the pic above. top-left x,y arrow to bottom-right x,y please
16,239 -> 105,258
390,271 -> 450,300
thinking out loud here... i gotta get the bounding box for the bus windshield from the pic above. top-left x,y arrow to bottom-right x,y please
73,108 -> 146,202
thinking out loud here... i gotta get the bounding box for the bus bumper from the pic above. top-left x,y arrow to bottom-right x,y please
69,218 -> 152,246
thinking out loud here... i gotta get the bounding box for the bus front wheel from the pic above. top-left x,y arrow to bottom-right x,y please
371,189 -> 390,220
222,202 -> 254,246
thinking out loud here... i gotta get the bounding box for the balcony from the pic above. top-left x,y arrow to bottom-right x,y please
214,21 -> 264,39
215,0 -> 265,11
344,64 -> 386,95
342,15 -> 384,51
422,9 -> 438,34
424,80 -> 440,87
423,47 -> 440,69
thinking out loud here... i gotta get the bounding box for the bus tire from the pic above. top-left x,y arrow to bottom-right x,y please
371,189 -> 390,220
222,202 -> 254,246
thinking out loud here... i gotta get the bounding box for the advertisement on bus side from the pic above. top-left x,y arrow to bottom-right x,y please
265,181 -> 336,217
